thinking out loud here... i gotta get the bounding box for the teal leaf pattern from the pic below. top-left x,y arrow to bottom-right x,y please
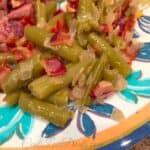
0,105 -> 33,144
118,71 -> 150,103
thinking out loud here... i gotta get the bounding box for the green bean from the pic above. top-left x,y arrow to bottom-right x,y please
77,0 -> 93,21
97,0 -> 105,23
77,0 -> 94,47
103,69 -> 118,82
25,26 -> 83,62
88,33 -> 132,77
46,1 -> 57,21
0,53 -> 15,64
45,41 -> 84,62
2,53 -> 42,93
28,59 -> 92,99
28,75 -> 64,100
52,42 -> 84,62
19,92 -> 73,127
24,26 -> 50,47
3,90 -> 21,106
78,59 -> 97,87
80,53 -> 107,106
47,88 -> 69,106
111,35 -> 126,49
36,0 -> 46,26
41,50 -> 53,59
77,20 -> 91,47
64,12 -> 74,28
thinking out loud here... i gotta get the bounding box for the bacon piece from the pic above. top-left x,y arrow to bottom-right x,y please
8,3 -> 33,19
90,81 -> 114,101
50,32 -> 72,46
67,0 -> 79,13
0,18 -> 24,43
42,57 -> 67,77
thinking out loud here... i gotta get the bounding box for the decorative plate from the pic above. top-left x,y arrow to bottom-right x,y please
0,2 -> 150,150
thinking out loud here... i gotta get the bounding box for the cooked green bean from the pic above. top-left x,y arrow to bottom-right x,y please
28,59 -> 92,99
0,53 -> 15,64
46,1 -> 57,21
51,42 -> 84,62
88,33 -> 132,77
47,88 -> 69,106
45,40 -> 84,62
77,0 -> 94,47
41,50 -> 53,59
80,53 -> 107,106
3,90 -> 21,106
36,0 -> 46,26
24,26 -> 50,47
25,25 -> 83,62
19,92 -> 73,127
77,0 -> 93,21
1,0 -> 139,125
103,69 -> 118,82
64,12 -> 74,28
77,20 -> 91,47
97,0 -> 105,23
28,75 -> 64,99
111,35 -> 126,49
2,53 -> 42,93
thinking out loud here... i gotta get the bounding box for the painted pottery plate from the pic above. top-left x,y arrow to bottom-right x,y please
0,1 -> 150,150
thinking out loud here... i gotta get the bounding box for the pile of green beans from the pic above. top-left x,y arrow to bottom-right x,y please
1,0 -> 135,127
19,92 -> 73,127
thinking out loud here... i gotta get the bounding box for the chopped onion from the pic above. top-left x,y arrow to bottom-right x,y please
114,74 -> 127,91
42,56 -> 67,77
70,86 -> 85,101
69,19 -> 77,40
19,60 -> 33,80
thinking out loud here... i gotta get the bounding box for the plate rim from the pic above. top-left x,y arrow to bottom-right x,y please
1,103 -> 150,150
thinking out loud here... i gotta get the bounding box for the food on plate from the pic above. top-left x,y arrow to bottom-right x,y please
0,0 -> 140,127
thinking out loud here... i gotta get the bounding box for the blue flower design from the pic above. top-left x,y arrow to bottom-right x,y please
0,105 -> 33,144
133,30 -> 140,38
136,43 -> 150,62
42,103 -> 118,138
118,70 -> 150,104
42,70 -> 150,138
137,16 -> 150,34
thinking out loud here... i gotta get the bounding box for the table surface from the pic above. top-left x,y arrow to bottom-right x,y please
130,136 -> 150,150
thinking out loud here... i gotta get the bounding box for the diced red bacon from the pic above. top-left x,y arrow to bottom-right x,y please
53,9 -> 64,16
42,57 -> 67,77
50,20 -> 68,33
118,15 -> 135,38
67,0 -> 79,13
50,32 -> 72,46
99,24 -> 110,33
8,3 -> 33,20
113,0 -> 131,28
8,47 -> 32,62
0,0 -> 7,11
90,81 -> 114,100
49,19 -> 72,46
20,16 -> 36,26
0,18 -> 24,43
122,48 -> 139,64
